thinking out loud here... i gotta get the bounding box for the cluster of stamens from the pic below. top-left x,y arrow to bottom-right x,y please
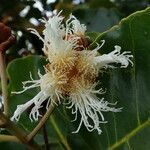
41,36 -> 97,96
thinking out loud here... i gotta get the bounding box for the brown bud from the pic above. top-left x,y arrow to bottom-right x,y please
0,23 -> 16,52
65,34 -> 90,51
75,35 -> 89,51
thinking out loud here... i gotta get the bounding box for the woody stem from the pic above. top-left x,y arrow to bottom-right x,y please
0,52 -> 9,116
0,135 -> 20,143
0,111 -> 40,150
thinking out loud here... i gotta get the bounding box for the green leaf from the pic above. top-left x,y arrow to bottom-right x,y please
7,55 -> 46,130
86,7 -> 150,150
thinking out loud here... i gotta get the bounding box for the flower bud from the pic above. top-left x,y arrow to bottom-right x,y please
0,23 -> 16,52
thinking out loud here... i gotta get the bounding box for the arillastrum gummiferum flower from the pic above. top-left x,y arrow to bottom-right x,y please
11,11 -> 133,134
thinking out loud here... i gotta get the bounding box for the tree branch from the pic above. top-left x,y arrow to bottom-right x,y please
0,111 -> 40,150
0,134 -> 20,143
0,52 -> 9,116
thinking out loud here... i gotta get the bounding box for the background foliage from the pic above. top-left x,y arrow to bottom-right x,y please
0,0 -> 150,150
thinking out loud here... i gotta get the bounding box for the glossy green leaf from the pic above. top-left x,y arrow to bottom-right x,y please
87,7 -> 150,150
7,55 -> 46,130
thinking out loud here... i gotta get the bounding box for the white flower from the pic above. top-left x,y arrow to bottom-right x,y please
12,11 -> 133,134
